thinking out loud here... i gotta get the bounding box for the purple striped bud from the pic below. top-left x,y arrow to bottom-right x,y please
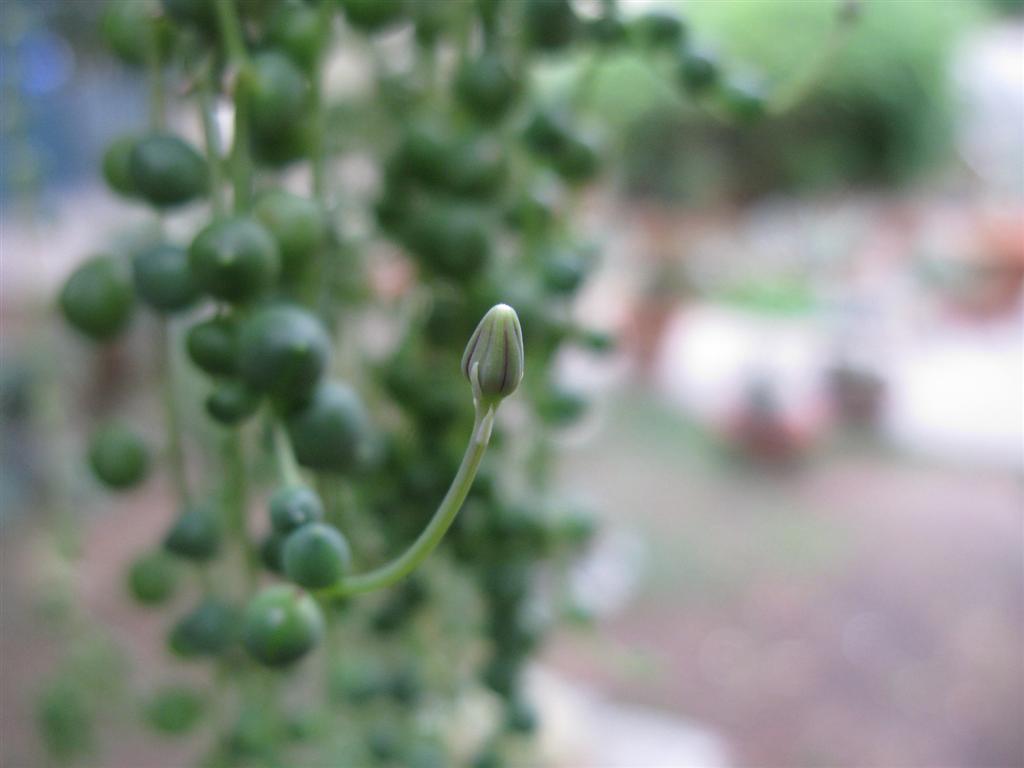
461,304 -> 524,407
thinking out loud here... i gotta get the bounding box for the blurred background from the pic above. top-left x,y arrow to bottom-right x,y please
1,0 -> 1022,767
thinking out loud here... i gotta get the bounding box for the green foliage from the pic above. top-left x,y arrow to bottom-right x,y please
129,133 -> 208,208
164,505 -> 222,561
986,0 -> 1024,14
697,0 -> 978,181
456,52 -> 521,122
88,422 -> 149,490
186,316 -> 240,377
247,52 -> 311,139
282,522 -> 351,589
608,0 -> 985,198
188,217 -> 281,303
144,686 -> 205,735
37,680 -> 95,763
252,191 -> 327,281
265,0 -> 323,72
716,277 -> 818,317
205,380 -> 261,425
101,135 -> 141,198
238,305 -> 330,402
101,0 -> 172,67
242,585 -> 324,667
59,256 -> 134,342
127,550 -> 179,605
132,243 -> 200,313
524,0 -> 578,52
285,382 -> 372,473
168,599 -> 238,658
35,636 -> 127,765
269,485 -> 325,535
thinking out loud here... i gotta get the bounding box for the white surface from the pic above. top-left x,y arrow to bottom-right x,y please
884,307 -> 1024,471
534,668 -> 731,768
654,300 -> 1024,471
955,21 -> 1024,196
654,303 -> 831,425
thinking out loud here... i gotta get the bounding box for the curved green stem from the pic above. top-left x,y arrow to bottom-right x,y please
322,405 -> 496,598
272,417 -> 304,488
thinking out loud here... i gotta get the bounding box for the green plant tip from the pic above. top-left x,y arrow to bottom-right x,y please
461,304 -> 524,408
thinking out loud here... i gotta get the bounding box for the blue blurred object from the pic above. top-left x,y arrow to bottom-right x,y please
1,0 -> 146,203
18,28 -> 74,97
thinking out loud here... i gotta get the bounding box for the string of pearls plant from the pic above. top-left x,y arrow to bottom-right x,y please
49,0 -> 853,764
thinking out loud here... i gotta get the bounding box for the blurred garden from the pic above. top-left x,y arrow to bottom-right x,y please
1,1 -> 1022,767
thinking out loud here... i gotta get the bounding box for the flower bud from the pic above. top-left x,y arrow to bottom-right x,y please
461,304 -> 524,406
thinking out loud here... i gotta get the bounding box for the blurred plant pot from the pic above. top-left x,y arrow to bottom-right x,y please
924,210 -> 1024,320
827,364 -> 886,429
718,376 -> 827,466
965,210 -> 1024,318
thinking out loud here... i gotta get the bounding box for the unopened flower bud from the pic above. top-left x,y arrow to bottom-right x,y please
461,304 -> 524,407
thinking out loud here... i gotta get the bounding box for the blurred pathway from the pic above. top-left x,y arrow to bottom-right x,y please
548,393 -> 1024,768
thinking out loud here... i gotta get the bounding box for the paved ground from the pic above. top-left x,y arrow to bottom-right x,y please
547,392 -> 1024,768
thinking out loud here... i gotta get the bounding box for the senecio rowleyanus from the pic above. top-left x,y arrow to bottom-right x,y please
52,0 -> 833,757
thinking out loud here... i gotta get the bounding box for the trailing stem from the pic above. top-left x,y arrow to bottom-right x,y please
221,427 -> 255,588
196,59 -> 226,218
310,0 -> 334,201
215,0 -> 253,212
272,416 -> 304,488
160,321 -> 190,505
322,403 -> 495,598
144,18 -> 165,130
